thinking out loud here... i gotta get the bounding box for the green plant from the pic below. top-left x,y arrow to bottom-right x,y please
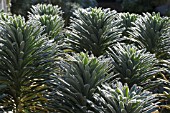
0,12 -> 11,22
129,12 -> 170,59
49,52 -> 110,112
162,82 -> 170,111
28,14 -> 64,40
119,12 -> 138,37
67,7 -> 122,57
156,79 -> 170,112
29,4 -> 62,16
28,4 -> 64,40
30,0 -> 97,25
90,82 -> 158,113
108,43 -> 160,88
0,15 -> 57,112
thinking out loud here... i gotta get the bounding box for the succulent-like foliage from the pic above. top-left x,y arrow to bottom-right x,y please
129,12 -> 170,59
52,0 -> 97,25
90,82 -> 158,113
28,4 -> 64,40
119,12 -> 137,37
0,15 -> 57,112
108,43 -> 160,88
156,79 -> 170,112
67,7 -> 122,57
0,12 -> 12,22
159,28 -> 170,59
1,4 -> 170,113
49,52 -> 110,112
29,4 -> 62,16
28,14 -> 64,40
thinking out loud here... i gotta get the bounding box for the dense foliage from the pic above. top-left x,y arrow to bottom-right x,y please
0,4 -> 170,113
108,43 -> 160,88
10,0 -> 97,25
0,14 -> 57,112
90,82 -> 158,113
28,4 -> 64,40
66,8 -> 122,57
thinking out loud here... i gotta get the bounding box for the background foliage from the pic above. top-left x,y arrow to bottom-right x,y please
0,1 -> 170,113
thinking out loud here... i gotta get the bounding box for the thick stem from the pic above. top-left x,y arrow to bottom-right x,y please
15,97 -> 22,113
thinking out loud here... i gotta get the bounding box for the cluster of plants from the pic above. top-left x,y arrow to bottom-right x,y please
0,3 -> 170,113
10,0 -> 97,25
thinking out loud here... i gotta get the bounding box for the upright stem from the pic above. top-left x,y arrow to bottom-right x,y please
15,97 -> 22,113
6,0 -> 11,12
